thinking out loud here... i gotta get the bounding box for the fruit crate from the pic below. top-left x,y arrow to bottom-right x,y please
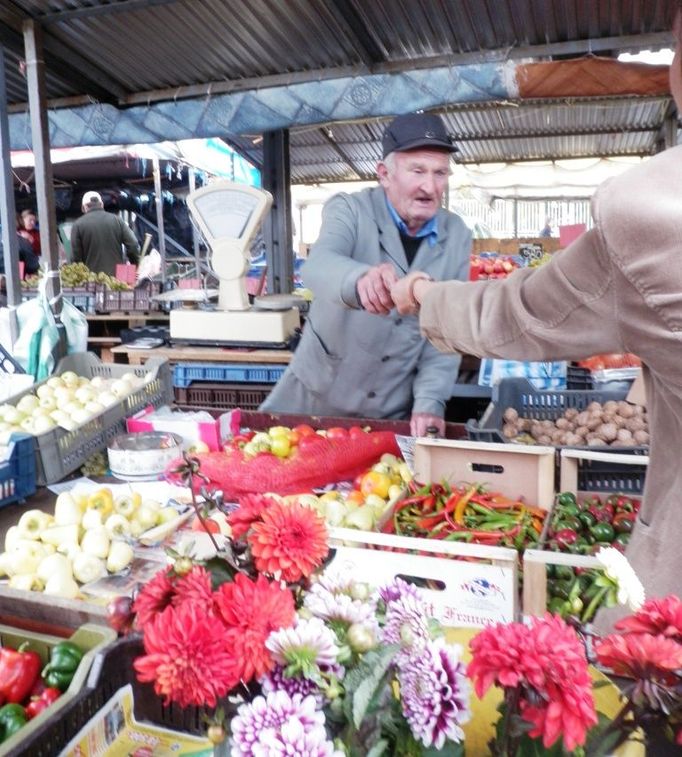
15,636 -> 210,757
0,433 -> 36,508
7,352 -> 173,485
173,362 -> 287,387
174,382 -> 272,411
94,281 -> 162,313
0,622 -> 116,757
21,284 -> 97,313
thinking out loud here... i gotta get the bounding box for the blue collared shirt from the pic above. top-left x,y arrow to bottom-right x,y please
385,198 -> 439,248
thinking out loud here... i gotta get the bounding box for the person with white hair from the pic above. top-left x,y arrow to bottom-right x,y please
70,191 -> 140,276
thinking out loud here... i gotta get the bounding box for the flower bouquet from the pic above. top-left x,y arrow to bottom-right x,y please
108,458 -> 681,756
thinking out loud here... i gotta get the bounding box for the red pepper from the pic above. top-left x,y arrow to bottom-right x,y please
0,644 -> 42,704
25,687 -> 61,719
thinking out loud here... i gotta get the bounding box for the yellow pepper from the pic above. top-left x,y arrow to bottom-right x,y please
86,488 -> 114,518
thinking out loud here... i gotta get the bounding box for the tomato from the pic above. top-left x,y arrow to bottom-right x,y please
293,424 -> 316,437
348,425 -> 367,439
345,490 -> 365,506
192,516 -> 220,533
298,434 -> 325,452
287,429 -> 301,446
270,435 -> 291,458
326,426 -> 349,440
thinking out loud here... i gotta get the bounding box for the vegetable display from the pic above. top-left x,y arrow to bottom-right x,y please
501,400 -> 649,447
41,641 -> 83,692
382,481 -> 546,550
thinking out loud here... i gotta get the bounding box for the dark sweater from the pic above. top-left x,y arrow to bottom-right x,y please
70,208 -> 140,276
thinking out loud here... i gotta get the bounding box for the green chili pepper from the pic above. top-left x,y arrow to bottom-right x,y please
0,703 -> 27,742
41,641 -> 83,692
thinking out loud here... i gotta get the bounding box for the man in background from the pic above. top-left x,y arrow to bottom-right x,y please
261,112 -> 472,437
71,191 -> 140,276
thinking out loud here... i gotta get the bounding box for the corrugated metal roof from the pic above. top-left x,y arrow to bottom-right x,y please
0,0 -> 679,180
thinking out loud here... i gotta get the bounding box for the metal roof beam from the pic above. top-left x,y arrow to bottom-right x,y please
319,126 -> 366,180
120,30 -> 673,107
38,0 -> 181,24
325,0 -> 386,66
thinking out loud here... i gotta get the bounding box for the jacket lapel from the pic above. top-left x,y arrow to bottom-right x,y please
372,188 -> 408,274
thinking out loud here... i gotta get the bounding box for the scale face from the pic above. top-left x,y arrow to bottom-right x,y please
169,180 -> 300,347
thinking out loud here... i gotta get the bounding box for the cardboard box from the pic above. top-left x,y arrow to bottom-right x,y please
127,406 -> 241,451
413,438 -> 556,510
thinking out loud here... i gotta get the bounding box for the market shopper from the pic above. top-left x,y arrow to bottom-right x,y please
260,112 -> 472,436
17,209 -> 41,256
390,5 -> 682,627
70,191 -> 140,276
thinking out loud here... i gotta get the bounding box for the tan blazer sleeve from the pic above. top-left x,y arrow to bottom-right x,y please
419,227 -> 625,361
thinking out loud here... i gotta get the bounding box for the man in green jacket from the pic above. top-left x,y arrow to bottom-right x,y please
71,191 -> 140,276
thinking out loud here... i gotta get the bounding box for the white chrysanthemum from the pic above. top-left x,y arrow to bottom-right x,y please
266,616 -> 339,669
304,582 -> 379,632
596,547 -> 645,610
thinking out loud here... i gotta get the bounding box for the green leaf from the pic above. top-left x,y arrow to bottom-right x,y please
366,740 -> 389,757
423,743 -> 464,756
204,556 -> 236,589
516,733 -> 566,756
348,645 -> 399,729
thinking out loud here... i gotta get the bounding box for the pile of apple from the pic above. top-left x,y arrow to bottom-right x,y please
300,453 -> 412,531
0,487 -> 181,599
470,254 -> 520,280
0,369 -> 155,442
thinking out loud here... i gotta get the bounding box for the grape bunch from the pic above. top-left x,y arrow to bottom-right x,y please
80,450 -> 109,477
60,263 -> 131,290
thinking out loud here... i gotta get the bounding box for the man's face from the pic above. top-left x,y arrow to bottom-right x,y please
378,149 -> 450,234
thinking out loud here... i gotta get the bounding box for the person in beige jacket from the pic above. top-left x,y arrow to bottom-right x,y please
392,6 -> 682,629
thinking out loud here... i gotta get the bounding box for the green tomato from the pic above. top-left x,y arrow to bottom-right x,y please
269,435 -> 291,458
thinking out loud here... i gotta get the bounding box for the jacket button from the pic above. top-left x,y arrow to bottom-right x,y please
381,356 -> 390,362
394,318 -> 402,325
368,391 -> 376,398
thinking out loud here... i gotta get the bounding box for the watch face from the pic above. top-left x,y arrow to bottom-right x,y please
193,190 -> 260,240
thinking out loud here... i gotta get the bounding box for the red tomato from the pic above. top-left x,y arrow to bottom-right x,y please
298,434 -> 325,452
326,426 -> 349,440
192,516 -> 220,533
293,424 -> 316,437
348,425 -> 366,439
287,429 -> 301,446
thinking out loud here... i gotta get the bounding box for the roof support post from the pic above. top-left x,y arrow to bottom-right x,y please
0,44 -> 21,324
656,102 -> 678,151
22,21 -> 60,291
262,129 -> 293,295
152,157 -> 167,283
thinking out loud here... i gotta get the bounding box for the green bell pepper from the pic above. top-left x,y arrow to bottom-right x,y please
42,641 -> 83,692
0,703 -> 27,742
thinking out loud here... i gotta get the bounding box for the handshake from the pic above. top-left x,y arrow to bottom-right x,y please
357,262 -> 434,316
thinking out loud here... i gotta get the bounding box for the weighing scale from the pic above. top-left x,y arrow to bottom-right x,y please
159,181 -> 301,347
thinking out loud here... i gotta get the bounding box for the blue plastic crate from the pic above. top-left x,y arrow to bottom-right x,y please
0,433 -> 36,507
173,362 -> 287,388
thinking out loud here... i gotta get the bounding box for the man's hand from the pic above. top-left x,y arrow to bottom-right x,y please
410,412 -> 446,438
391,271 -> 432,315
357,263 -> 399,314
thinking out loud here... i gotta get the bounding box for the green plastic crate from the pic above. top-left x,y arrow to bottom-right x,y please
0,622 -> 116,756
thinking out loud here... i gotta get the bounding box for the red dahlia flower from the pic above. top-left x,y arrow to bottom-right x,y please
615,595 -> 682,641
594,632 -> 682,681
249,499 -> 329,582
172,565 -> 214,613
132,568 -> 175,629
228,493 -> 276,539
214,573 -> 296,683
133,601 -> 239,707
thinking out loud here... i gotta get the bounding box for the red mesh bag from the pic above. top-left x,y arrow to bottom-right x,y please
168,431 -> 401,498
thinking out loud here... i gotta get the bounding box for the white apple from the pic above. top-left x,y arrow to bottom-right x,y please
38,395 -> 57,412
78,377 -> 90,387
46,376 -> 65,389
63,401 -> 84,416
31,406 -> 51,418
0,404 -> 13,419
60,371 -> 79,386
110,379 -> 132,398
143,371 -> 155,384
53,386 -> 75,405
17,395 -> 39,414
71,408 -> 92,426
50,409 -> 67,423
74,386 -> 95,404
59,418 -> 78,432
3,408 -> 24,425
35,385 -> 54,400
85,401 -> 105,415
19,417 -> 35,434
97,392 -> 118,407
90,376 -> 105,389
33,415 -> 57,435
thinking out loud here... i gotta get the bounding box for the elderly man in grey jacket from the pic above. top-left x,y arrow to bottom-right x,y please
261,113 -> 472,436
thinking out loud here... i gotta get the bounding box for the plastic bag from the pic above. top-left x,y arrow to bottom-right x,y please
60,300 -> 88,355
137,249 -> 161,282
14,294 -> 59,381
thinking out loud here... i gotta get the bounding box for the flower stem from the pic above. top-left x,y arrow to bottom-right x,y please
581,585 -> 609,624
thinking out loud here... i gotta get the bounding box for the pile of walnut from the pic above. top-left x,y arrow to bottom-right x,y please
502,400 -> 649,447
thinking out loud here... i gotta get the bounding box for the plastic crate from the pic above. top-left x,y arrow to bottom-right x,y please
0,622 -> 116,757
559,447 -> 649,496
174,382 -> 272,410
6,352 -> 173,485
173,362 -> 287,387
0,433 -> 36,507
566,365 -> 593,390
94,281 -> 161,313
466,377 -> 638,445
15,636 -> 212,757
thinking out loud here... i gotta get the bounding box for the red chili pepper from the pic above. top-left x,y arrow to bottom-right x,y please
25,687 -> 61,719
0,644 -> 42,704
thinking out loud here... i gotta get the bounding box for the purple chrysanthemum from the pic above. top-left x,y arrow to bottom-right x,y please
304,582 -> 378,631
230,691 -> 331,756
252,717 -> 343,756
379,576 -> 422,604
260,664 -> 322,700
398,639 -> 471,750
266,616 -> 339,670
381,591 -> 431,652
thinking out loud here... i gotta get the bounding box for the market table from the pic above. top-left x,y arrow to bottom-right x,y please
110,343 -> 293,366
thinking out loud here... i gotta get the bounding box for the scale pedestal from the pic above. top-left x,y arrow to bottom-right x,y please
170,306 -> 300,345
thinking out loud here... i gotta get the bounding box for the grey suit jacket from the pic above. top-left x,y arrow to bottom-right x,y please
262,186 -> 471,419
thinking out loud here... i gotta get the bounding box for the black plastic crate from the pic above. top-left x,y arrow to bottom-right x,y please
174,382 -> 272,410
566,365 -> 593,390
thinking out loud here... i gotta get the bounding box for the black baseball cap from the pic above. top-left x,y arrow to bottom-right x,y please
382,113 -> 457,158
